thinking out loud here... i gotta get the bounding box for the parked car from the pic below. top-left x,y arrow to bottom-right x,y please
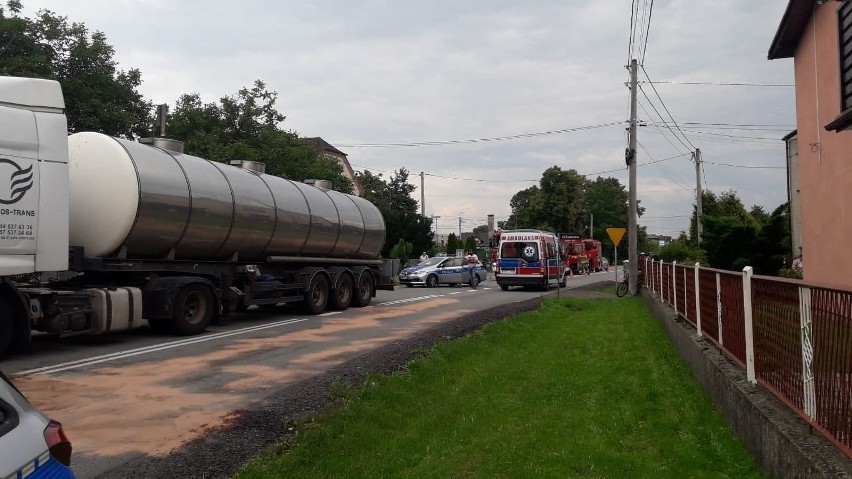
0,370 -> 75,479
399,256 -> 487,287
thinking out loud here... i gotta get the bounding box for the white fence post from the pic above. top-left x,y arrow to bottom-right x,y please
716,272 -> 723,347
694,262 -> 702,337
659,259 -> 663,298
672,260 -> 678,311
645,256 -> 654,291
799,286 -> 816,418
742,266 -> 756,384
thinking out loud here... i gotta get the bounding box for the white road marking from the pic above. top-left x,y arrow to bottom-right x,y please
18,288 -> 494,377
15,317 -> 315,377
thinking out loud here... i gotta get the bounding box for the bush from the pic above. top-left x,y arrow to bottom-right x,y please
389,239 -> 413,262
778,268 -> 803,280
659,241 -> 703,264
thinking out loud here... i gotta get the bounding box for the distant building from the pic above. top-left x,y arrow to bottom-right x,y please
646,234 -> 672,247
783,130 -> 802,260
304,137 -> 363,196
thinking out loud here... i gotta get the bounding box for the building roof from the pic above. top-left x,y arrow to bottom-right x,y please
306,137 -> 348,157
304,137 -> 363,196
768,0 -> 815,60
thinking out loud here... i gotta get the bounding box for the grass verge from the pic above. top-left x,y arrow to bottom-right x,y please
235,297 -> 763,479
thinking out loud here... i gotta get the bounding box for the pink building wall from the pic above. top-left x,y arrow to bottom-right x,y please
791,3 -> 852,288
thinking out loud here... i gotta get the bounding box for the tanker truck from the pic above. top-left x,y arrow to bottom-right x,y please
0,76 -> 396,357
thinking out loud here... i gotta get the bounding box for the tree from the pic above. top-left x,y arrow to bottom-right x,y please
0,3 -> 153,137
389,238 -> 413,264
750,202 -> 791,275
749,205 -> 769,225
356,168 -> 433,257
585,176 -> 644,262
530,166 -> 587,232
689,190 -> 773,271
446,233 -> 459,255
167,82 -> 354,193
701,215 -> 758,271
658,234 -> 703,263
464,236 -> 477,252
506,186 -> 539,230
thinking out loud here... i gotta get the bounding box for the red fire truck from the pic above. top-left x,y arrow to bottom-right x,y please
558,233 -> 606,274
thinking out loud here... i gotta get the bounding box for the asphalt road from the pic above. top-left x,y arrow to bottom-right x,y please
1,271 -> 614,479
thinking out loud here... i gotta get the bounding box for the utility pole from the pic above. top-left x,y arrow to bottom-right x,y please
695,149 -> 703,243
627,58 -> 639,295
420,171 -> 425,217
432,215 -> 441,237
590,212 -> 594,239
458,216 -> 463,238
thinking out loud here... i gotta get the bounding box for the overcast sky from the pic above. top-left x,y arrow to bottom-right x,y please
26,0 -> 795,237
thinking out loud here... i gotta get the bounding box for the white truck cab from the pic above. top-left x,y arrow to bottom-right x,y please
0,77 -> 69,274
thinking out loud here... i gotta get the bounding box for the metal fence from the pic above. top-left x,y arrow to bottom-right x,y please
643,257 -> 852,458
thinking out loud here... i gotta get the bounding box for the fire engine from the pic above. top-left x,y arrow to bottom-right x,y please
558,233 -> 606,274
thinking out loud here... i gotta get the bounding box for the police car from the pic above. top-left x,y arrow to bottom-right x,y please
399,256 -> 486,287
0,370 -> 75,479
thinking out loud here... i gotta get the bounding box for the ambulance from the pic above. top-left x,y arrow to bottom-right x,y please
495,229 -> 567,291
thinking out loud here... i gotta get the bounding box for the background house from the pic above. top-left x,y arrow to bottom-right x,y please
769,0 -> 852,287
305,137 -> 364,197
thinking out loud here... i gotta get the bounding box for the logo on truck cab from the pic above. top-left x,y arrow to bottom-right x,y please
0,158 -> 34,205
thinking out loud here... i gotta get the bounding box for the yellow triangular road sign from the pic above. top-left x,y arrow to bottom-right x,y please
606,227 -> 626,245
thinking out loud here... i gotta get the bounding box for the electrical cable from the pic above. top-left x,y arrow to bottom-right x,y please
335,121 -> 624,148
703,161 -> 785,169
638,85 -> 694,153
640,65 -> 698,151
638,99 -> 691,155
640,0 -> 654,65
649,81 -> 794,87
637,141 -> 693,192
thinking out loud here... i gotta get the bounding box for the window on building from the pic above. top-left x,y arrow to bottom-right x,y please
841,2 -> 852,110
827,2 -> 852,131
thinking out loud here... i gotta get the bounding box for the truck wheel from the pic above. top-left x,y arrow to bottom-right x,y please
172,284 -> 214,335
425,275 -> 439,288
302,274 -> 329,315
352,272 -> 375,307
328,274 -> 353,311
500,284 -> 509,291
0,299 -> 13,358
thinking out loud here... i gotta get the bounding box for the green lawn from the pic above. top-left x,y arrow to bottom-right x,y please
235,297 -> 763,479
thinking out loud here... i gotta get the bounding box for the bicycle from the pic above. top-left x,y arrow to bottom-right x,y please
616,269 -> 644,297
616,271 -> 629,297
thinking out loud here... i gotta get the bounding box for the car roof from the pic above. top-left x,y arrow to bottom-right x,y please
0,370 -> 53,478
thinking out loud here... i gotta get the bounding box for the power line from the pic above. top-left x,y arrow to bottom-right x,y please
649,81 -> 794,87
638,86 -> 694,153
664,122 -> 795,131
703,161 -> 785,169
356,151 -> 692,186
637,141 -> 693,192
627,0 -> 639,66
640,0 -> 654,65
425,173 -> 538,183
637,0 -> 649,62
638,99 -> 691,155
640,65 -> 698,151
682,130 -> 780,142
643,126 -> 783,145
335,121 -> 624,148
